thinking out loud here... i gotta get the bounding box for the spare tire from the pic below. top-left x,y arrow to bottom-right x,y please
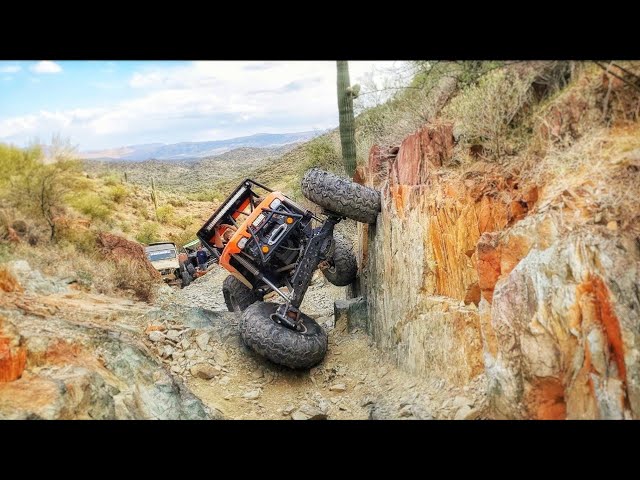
240,302 -> 327,369
301,168 -> 381,224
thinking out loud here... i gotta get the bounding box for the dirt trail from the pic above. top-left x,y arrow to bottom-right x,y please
152,266 -> 490,420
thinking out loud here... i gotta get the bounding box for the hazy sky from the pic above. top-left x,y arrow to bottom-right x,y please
0,61 -> 399,151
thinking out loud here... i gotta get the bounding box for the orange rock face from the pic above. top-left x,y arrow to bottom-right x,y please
391,124 -> 454,186
356,124 -> 540,389
0,317 -> 26,383
357,120 -> 640,419
0,268 -> 22,293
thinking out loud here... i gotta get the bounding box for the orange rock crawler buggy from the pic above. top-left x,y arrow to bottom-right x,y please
197,168 -> 381,369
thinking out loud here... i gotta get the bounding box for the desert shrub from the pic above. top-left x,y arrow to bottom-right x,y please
0,209 -> 14,244
175,215 -> 195,230
120,221 -> 132,233
109,184 -> 129,203
57,227 -> 98,255
113,258 -> 157,302
443,68 -> 534,160
100,171 -> 121,186
140,208 -> 152,220
188,190 -> 222,203
130,198 -> 145,210
156,205 -> 175,224
168,197 -> 187,208
169,228 -> 198,248
75,269 -> 94,289
69,193 -> 111,221
0,244 -> 11,263
1,141 -> 84,241
302,135 -> 342,173
135,222 -> 161,244
0,144 -> 42,191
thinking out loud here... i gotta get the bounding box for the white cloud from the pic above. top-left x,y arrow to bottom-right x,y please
0,65 -> 21,74
30,61 -> 62,74
0,61 -> 400,149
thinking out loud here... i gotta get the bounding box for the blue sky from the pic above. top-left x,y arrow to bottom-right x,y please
0,61 -> 399,151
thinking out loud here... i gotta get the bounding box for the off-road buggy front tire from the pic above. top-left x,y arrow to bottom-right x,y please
322,233 -> 357,286
223,275 -> 261,313
301,168 -> 381,224
240,302 -> 328,369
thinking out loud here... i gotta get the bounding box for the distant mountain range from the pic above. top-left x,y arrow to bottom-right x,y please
81,131 -> 324,161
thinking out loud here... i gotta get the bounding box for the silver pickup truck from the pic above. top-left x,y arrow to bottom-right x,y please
144,242 -> 191,288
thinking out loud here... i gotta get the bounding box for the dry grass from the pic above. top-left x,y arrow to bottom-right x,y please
520,123 -> 640,235
9,241 -> 160,303
111,258 -> 158,303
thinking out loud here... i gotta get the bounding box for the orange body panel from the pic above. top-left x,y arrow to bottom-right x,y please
218,192 -> 286,287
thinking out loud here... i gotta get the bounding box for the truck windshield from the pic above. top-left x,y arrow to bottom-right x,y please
147,249 -> 176,261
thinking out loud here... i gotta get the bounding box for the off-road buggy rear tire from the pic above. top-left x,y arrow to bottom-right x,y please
223,275 -> 261,313
322,233 -> 357,286
240,302 -> 328,369
301,168 -> 381,224
180,269 -> 191,288
186,263 -> 196,276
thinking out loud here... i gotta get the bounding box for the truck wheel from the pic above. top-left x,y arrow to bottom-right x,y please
301,168 -> 381,224
186,263 -> 196,276
181,269 -> 191,288
223,275 -> 261,313
240,302 -> 327,369
322,233 -> 357,286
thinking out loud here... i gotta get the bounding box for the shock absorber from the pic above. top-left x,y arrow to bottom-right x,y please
231,254 -> 292,303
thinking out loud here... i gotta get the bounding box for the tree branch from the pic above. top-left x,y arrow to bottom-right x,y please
594,61 -> 640,93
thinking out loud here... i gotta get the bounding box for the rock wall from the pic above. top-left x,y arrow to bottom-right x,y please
354,123 -> 640,419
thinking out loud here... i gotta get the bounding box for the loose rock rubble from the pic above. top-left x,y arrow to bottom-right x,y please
150,263 -> 491,420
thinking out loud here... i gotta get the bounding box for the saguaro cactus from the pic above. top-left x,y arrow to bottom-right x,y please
337,61 -> 357,177
151,178 -> 159,220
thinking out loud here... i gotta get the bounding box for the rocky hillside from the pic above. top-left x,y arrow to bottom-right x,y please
84,144 -> 300,196
351,62 -> 640,419
0,260 -> 214,419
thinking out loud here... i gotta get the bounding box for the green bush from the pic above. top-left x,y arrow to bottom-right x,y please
169,229 -> 198,248
175,215 -> 195,230
187,190 -> 219,203
70,193 -> 111,221
0,144 -> 42,191
100,171 -> 121,186
58,228 -> 98,255
135,222 -> 161,244
303,136 -> 342,173
109,184 -> 129,203
156,205 -> 175,224
443,68 -> 533,159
